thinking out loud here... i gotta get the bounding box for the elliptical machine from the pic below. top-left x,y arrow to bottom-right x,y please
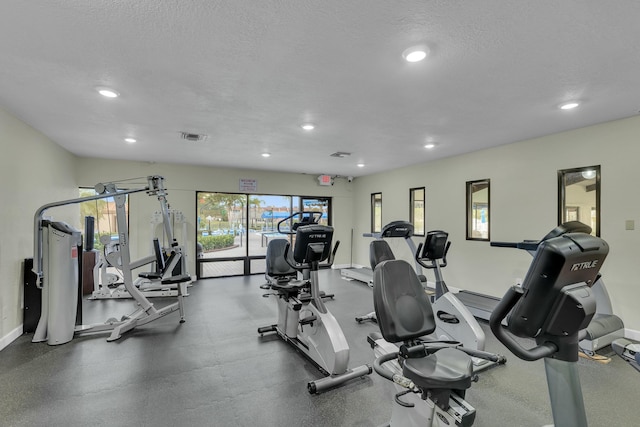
258,212 -> 372,394
490,229 -> 610,427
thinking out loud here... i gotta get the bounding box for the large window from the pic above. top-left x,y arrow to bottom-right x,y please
558,165 -> 600,236
196,192 -> 331,278
466,179 -> 490,241
371,192 -> 382,233
409,187 -> 425,236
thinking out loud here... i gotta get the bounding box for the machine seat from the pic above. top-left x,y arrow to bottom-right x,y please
373,259 -> 474,399
403,347 -> 473,390
270,281 -> 306,293
265,239 -> 298,283
369,240 -> 396,270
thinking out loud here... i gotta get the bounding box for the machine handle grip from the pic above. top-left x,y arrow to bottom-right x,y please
276,211 -> 322,234
415,243 -> 436,270
282,241 -> 299,271
490,241 -> 519,248
373,351 -> 401,382
489,286 -> 558,361
326,240 -> 340,267
415,241 -> 450,269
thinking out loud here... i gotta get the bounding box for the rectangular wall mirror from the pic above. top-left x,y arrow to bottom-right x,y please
409,187 -> 425,236
558,165 -> 600,236
371,192 -> 382,233
466,179 -> 490,240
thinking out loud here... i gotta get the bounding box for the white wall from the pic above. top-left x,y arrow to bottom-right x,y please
74,158 -> 357,275
351,115 -> 640,334
0,107 -> 78,348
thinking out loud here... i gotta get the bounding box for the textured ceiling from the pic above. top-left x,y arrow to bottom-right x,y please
1,1 -> 639,178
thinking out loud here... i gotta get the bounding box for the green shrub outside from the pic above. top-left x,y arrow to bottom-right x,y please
198,234 -> 235,251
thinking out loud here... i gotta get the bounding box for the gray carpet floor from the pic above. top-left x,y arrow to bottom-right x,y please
1,269 -> 638,427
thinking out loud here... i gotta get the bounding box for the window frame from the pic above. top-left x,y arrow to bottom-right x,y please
466,179 -> 490,241
371,192 -> 382,233
409,187 -> 425,236
557,165 -> 600,236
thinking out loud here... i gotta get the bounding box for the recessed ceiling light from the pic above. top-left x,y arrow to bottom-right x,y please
97,87 -> 119,98
301,123 -> 315,131
357,163 -> 365,168
124,138 -> 136,143
262,153 -> 271,158
424,143 -> 436,149
402,46 -> 429,63
560,102 -> 580,110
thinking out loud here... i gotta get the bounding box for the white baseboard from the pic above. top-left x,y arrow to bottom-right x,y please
624,328 -> 640,342
333,264 -> 365,269
0,324 -> 23,352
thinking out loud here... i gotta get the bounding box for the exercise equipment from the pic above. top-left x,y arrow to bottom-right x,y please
491,221 -> 624,354
350,221 -> 426,323
612,339 -> 640,372
90,208 -> 192,300
263,228 -> 334,301
258,212 -> 372,393
341,220 -> 426,285
369,259 -> 505,426
32,176 -> 189,344
90,236 -> 191,299
490,230 -> 609,427
414,230 -> 498,372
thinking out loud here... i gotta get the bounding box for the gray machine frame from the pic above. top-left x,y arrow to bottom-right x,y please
490,231 -> 610,427
258,212 -> 372,393
32,176 -> 189,344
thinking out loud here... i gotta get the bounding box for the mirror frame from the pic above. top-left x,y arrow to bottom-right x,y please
409,187 -> 425,236
371,192 -> 382,233
557,165 -> 600,236
466,179 -> 490,241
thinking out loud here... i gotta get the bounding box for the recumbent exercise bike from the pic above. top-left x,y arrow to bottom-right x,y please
258,212 -> 372,393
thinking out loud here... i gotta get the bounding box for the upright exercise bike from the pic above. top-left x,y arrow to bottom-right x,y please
415,230 -> 497,372
258,212 -> 372,393
491,221 -> 624,355
490,229 -> 610,426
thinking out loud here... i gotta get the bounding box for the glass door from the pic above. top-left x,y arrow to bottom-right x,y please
247,195 -> 292,275
196,192 -> 331,279
197,192 -> 248,278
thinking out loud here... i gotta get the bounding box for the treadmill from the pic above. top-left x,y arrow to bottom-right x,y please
341,221 -> 425,286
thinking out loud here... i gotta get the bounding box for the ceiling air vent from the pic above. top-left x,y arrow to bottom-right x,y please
181,132 -> 207,142
330,151 -> 351,158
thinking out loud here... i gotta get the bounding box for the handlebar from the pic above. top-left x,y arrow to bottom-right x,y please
282,238 -> 340,271
489,242 -> 519,248
276,211 -> 323,234
490,221 -> 593,253
489,286 -> 558,361
373,351 -> 417,391
415,240 -> 450,269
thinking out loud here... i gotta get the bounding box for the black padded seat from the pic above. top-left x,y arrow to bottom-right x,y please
403,347 -> 473,391
370,240 -> 396,270
266,239 -> 298,282
373,259 -> 436,342
270,281 -> 306,292
161,274 -> 191,284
